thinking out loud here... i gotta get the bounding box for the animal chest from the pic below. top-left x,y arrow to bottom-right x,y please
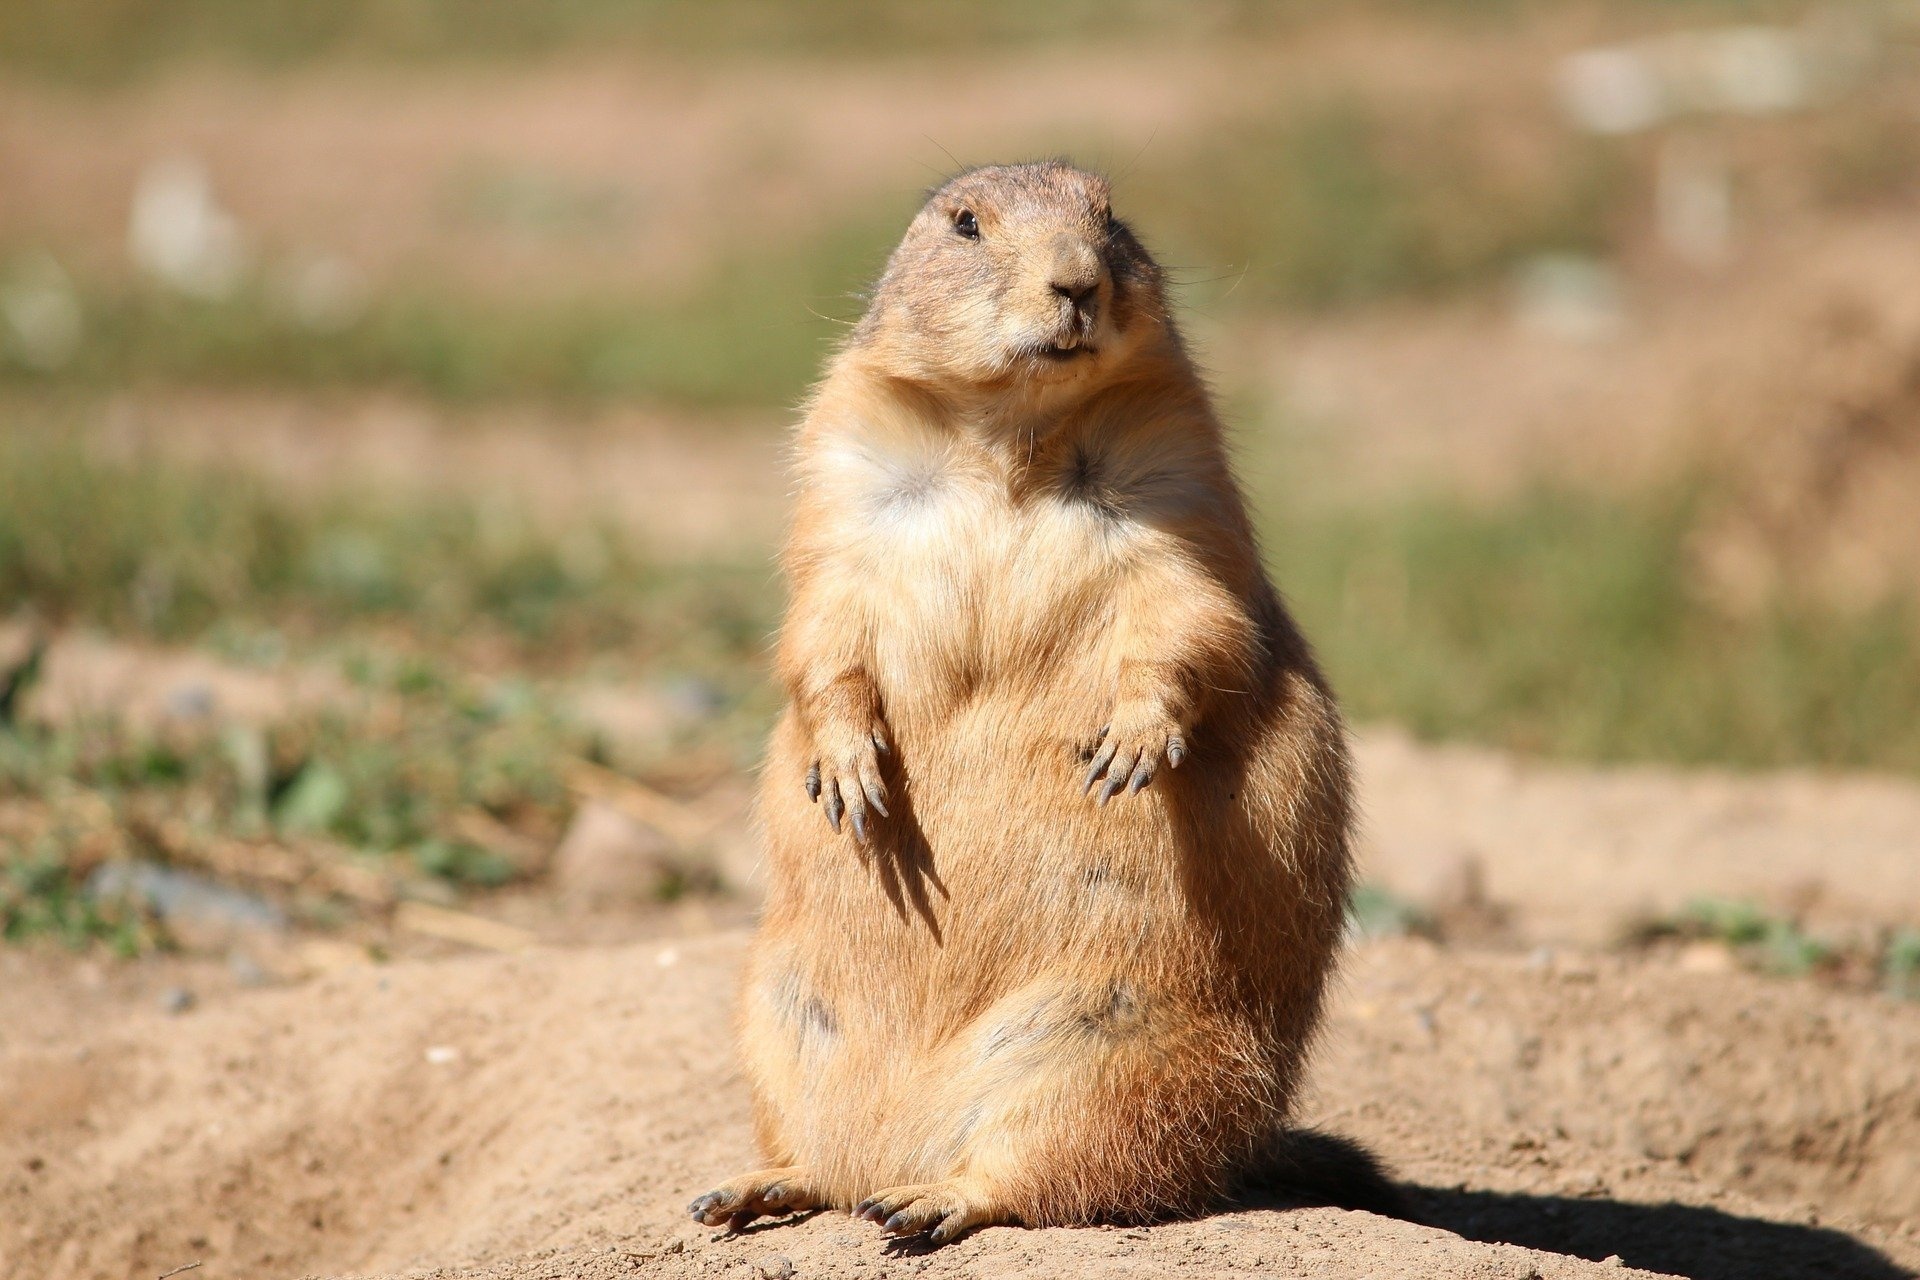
834,444 -> 1130,701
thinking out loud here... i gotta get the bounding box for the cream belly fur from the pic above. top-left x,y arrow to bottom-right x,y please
689,161 -> 1356,1243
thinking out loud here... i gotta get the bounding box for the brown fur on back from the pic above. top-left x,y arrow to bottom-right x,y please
693,161 -> 1361,1240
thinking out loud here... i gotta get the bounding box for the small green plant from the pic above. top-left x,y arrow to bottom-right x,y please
0,666 -> 611,945
410,839 -> 517,889
1685,897 -> 1772,947
1755,919 -> 1833,978
1678,898 -> 1834,976
1629,896 -> 1870,985
1884,929 -> 1920,1001
1346,883 -> 1436,941
0,846 -> 159,955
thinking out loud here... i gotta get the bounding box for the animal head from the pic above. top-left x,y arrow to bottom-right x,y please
854,161 -> 1172,403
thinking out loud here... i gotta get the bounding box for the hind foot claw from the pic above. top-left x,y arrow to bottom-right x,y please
854,1178 -> 999,1245
689,1165 -> 820,1230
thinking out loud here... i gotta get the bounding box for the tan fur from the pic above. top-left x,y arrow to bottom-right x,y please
689,162 -> 1354,1244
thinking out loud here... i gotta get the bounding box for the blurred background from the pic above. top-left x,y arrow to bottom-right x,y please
3,0 -> 1920,994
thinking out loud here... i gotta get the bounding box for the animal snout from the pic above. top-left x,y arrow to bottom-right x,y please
1047,234 -> 1107,308
1051,276 -> 1099,304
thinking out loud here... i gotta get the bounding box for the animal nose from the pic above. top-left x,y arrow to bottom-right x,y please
1048,235 -> 1105,306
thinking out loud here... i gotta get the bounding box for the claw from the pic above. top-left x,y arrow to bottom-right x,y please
1168,738 -> 1186,768
851,808 -> 869,843
689,1190 -> 748,1228
824,782 -> 844,833
1129,757 -> 1154,792
1083,740 -> 1119,794
863,779 -> 890,817
1078,725 -> 1111,763
805,763 -> 821,801
1098,761 -> 1131,806
856,1182 -> 985,1248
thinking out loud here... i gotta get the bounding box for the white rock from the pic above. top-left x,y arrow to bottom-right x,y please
129,155 -> 245,298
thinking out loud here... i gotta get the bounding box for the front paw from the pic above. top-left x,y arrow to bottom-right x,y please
1081,706 -> 1186,805
806,717 -> 891,842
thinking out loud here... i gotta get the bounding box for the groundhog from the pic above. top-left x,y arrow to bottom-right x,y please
690,160 -> 1382,1244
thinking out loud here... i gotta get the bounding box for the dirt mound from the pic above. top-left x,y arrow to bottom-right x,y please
1690,294 -> 1920,614
1258,211 -> 1920,614
4,932 -> 1915,1280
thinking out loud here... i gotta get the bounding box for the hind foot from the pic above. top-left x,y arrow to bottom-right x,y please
689,1165 -> 821,1230
854,1177 -> 1001,1245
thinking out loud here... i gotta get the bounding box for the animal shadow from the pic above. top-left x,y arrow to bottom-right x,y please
1410,1185 -> 1911,1280
861,760 -> 948,943
1232,1133 -> 1907,1280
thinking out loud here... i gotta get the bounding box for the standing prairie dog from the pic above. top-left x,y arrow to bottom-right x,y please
691,161 -> 1374,1243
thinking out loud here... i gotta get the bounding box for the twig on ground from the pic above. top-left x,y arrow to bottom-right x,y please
392,900 -> 535,953
157,1263 -> 203,1280
563,758 -> 717,847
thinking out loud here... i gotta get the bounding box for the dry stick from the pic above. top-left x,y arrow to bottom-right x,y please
562,758 -> 717,847
157,1264 -> 203,1280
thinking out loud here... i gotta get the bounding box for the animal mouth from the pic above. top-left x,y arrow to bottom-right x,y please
1034,340 -> 1096,363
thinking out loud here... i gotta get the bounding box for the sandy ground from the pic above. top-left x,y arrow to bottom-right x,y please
4,928 -> 1917,1280
1357,727 -> 1920,945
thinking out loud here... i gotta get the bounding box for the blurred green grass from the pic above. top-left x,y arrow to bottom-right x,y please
1131,101 -> 1621,309
3,100 -> 1625,407
0,0 -> 1796,82
1274,487 -> 1920,774
0,427 -> 775,694
6,426 -> 1919,777
0,216 -> 900,409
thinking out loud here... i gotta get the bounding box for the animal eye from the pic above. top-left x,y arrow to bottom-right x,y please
953,209 -> 979,240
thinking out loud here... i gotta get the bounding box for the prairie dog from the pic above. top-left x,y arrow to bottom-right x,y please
690,161 -> 1365,1243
